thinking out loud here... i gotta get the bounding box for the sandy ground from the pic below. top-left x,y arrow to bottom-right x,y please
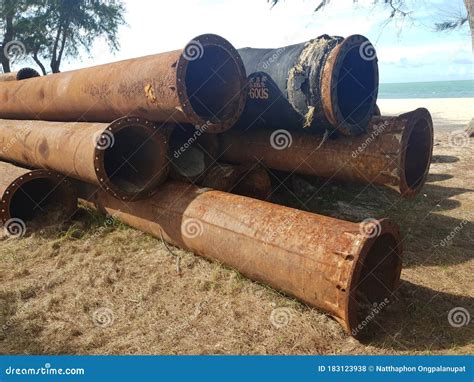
0,99 -> 473,355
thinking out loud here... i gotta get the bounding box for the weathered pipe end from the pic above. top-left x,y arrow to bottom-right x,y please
322,34 -> 379,136
176,34 -> 247,133
0,162 -> 77,233
345,218 -> 402,338
396,108 -> 434,198
94,116 -> 169,201
0,67 -> 41,82
16,67 -> 41,80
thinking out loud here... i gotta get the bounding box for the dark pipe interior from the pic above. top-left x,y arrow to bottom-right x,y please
185,46 -> 242,122
354,233 -> 400,336
336,46 -> 377,125
103,127 -> 163,193
16,67 -> 40,80
9,178 -> 67,221
404,119 -> 432,189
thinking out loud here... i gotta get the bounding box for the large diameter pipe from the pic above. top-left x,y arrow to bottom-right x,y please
0,35 -> 247,133
236,34 -> 379,135
0,68 -> 41,82
79,181 -> 402,336
0,161 -> 77,236
0,117 -> 169,201
219,108 -> 433,197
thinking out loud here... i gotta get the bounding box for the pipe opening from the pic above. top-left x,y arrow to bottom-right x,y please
9,178 -> 70,221
404,118 -> 432,190
16,67 -> 41,81
336,46 -> 377,125
103,126 -> 164,194
185,46 -> 243,123
352,232 -> 401,336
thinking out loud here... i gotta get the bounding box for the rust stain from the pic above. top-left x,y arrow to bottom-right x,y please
144,83 -> 159,106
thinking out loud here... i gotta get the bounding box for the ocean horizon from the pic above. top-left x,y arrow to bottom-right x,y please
378,79 -> 474,99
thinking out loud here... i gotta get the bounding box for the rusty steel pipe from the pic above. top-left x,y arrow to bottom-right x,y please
0,117 -> 169,201
219,108 -> 433,197
0,68 -> 40,82
0,161 -> 77,236
0,35 -> 247,133
79,181 -> 402,336
198,163 -> 271,200
236,34 -> 379,135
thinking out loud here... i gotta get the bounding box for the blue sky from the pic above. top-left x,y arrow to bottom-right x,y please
25,0 -> 474,83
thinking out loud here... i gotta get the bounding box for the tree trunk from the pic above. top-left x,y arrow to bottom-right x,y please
33,50 -> 47,75
464,0 -> 474,49
1,0 -> 14,73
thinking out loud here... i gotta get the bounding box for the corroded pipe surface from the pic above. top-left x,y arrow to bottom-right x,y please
0,161 -> 77,235
236,34 -> 379,135
0,35 -> 247,133
0,68 -> 40,82
198,163 -> 271,200
0,117 -> 169,200
79,181 -> 402,336
220,108 -> 433,197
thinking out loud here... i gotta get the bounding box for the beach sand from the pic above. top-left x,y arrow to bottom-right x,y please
378,98 -> 474,132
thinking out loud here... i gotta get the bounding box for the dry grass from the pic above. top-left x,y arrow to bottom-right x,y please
0,131 -> 473,355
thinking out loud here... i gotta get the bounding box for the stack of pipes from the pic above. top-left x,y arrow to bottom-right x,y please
0,33 -> 433,338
